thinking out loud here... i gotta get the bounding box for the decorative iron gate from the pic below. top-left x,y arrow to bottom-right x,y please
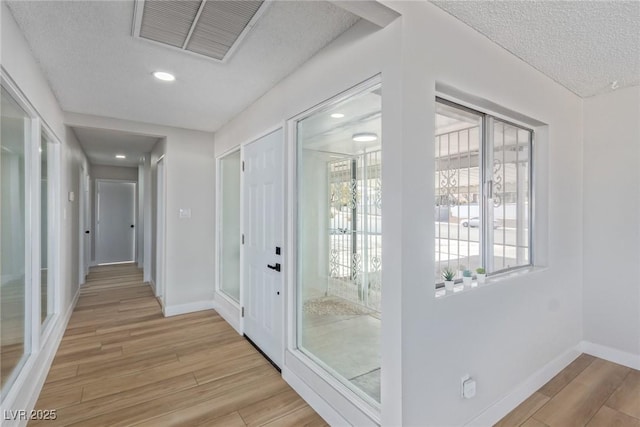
327,150 -> 382,312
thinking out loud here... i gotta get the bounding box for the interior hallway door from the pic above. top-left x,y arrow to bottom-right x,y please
243,128 -> 284,367
96,180 -> 136,264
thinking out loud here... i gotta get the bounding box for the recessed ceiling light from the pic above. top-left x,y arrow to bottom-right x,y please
610,81 -> 619,90
330,113 -> 345,118
352,132 -> 378,142
115,154 -> 126,159
153,71 -> 175,82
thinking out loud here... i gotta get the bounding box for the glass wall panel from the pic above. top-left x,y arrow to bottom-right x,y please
1,86 -> 31,393
41,133 -> 53,325
297,82 -> 382,404
219,150 -> 241,302
435,101 -> 483,282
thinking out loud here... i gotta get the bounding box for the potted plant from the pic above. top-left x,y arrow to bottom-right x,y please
462,269 -> 472,287
476,267 -> 486,284
442,267 -> 455,291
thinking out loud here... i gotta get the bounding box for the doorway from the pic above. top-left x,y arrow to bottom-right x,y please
95,180 -> 136,264
242,128 -> 284,368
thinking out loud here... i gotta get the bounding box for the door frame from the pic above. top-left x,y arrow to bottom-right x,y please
94,178 -> 137,265
155,156 -> 167,309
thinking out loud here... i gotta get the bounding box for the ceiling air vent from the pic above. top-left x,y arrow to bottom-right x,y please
133,0 -> 266,62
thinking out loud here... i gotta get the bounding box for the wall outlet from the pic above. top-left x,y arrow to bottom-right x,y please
461,375 -> 476,399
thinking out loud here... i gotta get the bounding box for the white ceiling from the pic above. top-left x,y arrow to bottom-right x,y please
71,127 -> 160,167
6,0 -> 359,132
431,0 -> 640,97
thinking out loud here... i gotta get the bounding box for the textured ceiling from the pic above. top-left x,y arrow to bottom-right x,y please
72,127 -> 160,167
432,0 -> 640,97
6,1 -> 359,132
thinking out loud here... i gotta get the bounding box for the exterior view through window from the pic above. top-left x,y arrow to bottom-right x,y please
297,81 -> 382,404
435,98 -> 532,285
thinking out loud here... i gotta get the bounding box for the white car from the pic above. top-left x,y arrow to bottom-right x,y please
461,217 -> 499,228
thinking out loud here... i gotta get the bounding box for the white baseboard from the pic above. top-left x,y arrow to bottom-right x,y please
466,346 -> 582,427
0,288 -> 80,427
163,300 -> 215,317
580,341 -> 640,370
282,367 -> 350,427
212,294 -> 242,334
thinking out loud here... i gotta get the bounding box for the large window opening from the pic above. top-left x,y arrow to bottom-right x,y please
1,86 -> 32,395
296,80 -> 382,404
435,98 -> 532,286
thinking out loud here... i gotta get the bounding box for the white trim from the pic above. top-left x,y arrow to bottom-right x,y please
163,300 -> 215,317
579,341 -> 640,370
212,295 -> 242,334
0,288 -> 80,427
282,366 -> 351,427
465,346 -> 582,426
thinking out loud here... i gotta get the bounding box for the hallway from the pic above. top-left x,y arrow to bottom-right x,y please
30,264 -> 326,426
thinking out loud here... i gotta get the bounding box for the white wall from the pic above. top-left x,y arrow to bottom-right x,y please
583,86 -> 640,357
64,113 -> 215,312
214,2 -> 586,425
1,3 -> 90,423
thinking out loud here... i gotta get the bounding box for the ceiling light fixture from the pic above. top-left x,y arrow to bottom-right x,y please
115,154 -> 126,159
610,81 -> 619,90
330,113 -> 345,118
352,132 -> 378,142
153,71 -> 175,82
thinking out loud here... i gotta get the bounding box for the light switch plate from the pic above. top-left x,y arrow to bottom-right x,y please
68,191 -> 75,202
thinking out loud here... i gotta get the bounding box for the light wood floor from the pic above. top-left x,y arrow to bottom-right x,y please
496,353 -> 640,427
30,264 -> 327,427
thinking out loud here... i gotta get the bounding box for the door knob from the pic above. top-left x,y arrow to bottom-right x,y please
267,263 -> 281,272
85,230 -> 90,234
130,225 -> 135,228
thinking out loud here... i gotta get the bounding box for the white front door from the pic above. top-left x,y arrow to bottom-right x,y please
243,129 -> 284,367
96,180 -> 136,264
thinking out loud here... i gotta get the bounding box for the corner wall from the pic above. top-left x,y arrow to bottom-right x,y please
214,1 -> 586,425
583,86 -> 640,360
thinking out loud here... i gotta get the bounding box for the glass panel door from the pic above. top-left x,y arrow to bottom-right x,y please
1,86 -> 32,394
296,81 -> 382,404
219,150 -> 241,302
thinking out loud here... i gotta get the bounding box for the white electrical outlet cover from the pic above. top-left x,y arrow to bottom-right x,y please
463,378 -> 476,399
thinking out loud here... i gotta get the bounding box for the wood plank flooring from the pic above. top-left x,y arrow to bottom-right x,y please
30,264 -> 327,427
496,353 -> 640,427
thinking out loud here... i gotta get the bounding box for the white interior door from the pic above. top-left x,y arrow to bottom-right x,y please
96,180 -> 136,264
243,129 -> 284,367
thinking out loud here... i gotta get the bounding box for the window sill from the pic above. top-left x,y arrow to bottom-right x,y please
435,266 -> 547,298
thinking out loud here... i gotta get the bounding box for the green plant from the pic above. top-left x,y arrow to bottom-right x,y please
476,267 -> 486,274
463,269 -> 472,278
442,267 -> 455,282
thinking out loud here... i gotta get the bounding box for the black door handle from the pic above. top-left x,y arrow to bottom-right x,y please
130,225 -> 135,228
267,263 -> 281,272
85,230 -> 90,234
